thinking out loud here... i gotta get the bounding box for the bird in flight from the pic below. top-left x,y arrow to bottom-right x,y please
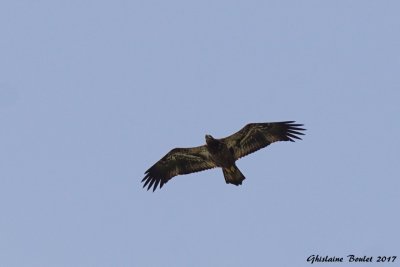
142,121 -> 305,191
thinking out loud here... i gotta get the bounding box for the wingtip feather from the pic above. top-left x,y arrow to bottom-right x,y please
153,179 -> 160,192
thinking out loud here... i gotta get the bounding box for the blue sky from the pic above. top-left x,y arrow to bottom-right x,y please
1,1 -> 399,266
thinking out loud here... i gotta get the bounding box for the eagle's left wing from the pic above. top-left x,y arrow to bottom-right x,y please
142,145 -> 216,191
221,121 -> 305,160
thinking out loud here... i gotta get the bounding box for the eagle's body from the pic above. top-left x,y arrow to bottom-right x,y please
142,121 -> 305,191
205,134 -> 245,185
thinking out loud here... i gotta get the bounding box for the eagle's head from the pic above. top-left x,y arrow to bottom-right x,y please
206,134 -> 215,144
205,134 -> 222,152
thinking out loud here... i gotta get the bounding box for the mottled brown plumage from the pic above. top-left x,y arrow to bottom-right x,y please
142,121 -> 305,191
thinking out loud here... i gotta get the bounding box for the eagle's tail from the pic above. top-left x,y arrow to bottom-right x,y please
222,165 -> 245,186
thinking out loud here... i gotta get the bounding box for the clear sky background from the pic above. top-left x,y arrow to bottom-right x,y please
1,1 -> 399,266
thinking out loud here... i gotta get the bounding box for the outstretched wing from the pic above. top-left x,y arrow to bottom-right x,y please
142,145 -> 216,191
221,121 -> 305,160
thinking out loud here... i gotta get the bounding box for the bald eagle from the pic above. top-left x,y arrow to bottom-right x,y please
142,121 -> 305,191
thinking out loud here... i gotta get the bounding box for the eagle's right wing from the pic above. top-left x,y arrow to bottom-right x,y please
221,121 -> 305,160
142,145 -> 216,191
